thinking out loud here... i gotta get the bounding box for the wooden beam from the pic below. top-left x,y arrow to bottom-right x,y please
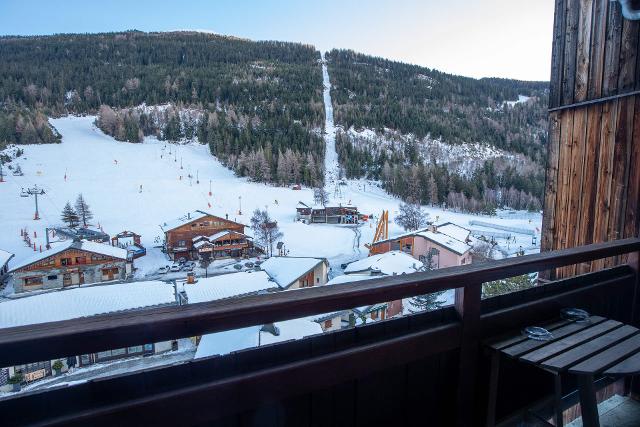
454,283 -> 482,427
0,239 -> 639,367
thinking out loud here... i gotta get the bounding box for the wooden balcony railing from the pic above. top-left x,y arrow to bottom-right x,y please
1,238 -> 639,426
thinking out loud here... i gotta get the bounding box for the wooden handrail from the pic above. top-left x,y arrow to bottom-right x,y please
0,238 -> 638,366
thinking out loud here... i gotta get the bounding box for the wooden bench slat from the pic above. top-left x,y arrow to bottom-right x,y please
541,325 -> 639,371
519,320 -> 622,363
604,351 -> 640,376
488,319 -> 571,351
570,334 -> 640,375
501,317 -> 607,357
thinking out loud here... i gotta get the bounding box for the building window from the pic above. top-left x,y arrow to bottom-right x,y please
75,256 -> 87,264
316,277 -> 320,283
178,240 -> 186,247
128,345 -> 143,354
144,344 -> 153,352
324,319 -> 333,329
24,276 -> 43,286
371,310 -> 379,320
61,257 -> 72,266
47,275 -> 58,281
91,254 -> 105,261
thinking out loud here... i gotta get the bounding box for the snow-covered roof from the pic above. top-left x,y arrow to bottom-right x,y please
181,270 -> 277,304
344,251 -> 421,275
434,222 -> 471,243
209,230 -> 247,241
0,281 -> 176,329
371,222 -> 472,256
416,230 -> 471,255
259,257 -> 326,289
0,249 -> 14,268
296,201 -> 310,209
160,210 -> 211,232
10,239 -> 128,272
195,318 -> 323,359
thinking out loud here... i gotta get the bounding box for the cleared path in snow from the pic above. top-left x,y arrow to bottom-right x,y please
321,52 -> 340,188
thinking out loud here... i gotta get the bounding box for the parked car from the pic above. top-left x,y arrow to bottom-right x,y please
244,262 -> 254,268
233,263 -> 243,270
170,264 -> 182,272
254,260 -> 262,266
178,257 -> 187,265
158,265 -> 170,274
183,263 -> 194,272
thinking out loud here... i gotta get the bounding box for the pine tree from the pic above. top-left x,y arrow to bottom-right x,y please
407,292 -> 445,313
61,202 -> 80,228
74,193 -> 93,227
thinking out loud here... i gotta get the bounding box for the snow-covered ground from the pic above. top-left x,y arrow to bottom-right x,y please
0,116 -> 542,289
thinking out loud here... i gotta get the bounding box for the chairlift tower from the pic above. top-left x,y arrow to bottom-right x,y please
21,185 -> 46,220
0,161 -> 4,182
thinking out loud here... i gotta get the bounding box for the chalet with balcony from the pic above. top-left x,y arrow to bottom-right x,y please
368,222 -> 473,268
160,210 -> 252,260
9,240 -> 131,293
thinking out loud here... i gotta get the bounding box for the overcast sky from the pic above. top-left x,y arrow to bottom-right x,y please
0,0 -> 555,81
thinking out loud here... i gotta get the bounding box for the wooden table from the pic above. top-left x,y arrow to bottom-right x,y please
485,315 -> 640,427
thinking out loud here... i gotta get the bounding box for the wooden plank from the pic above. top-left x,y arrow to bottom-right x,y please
541,111 -> 562,259
617,17 -> 639,92
488,318 -> 572,351
604,350 -> 640,376
562,0 -> 580,106
623,96 -> 640,241
570,333 -> 640,374
564,106 -> 588,276
550,0 -> 568,108
592,100 -> 618,270
541,325 -> 638,370
617,97 -> 636,266
574,0 -> 593,102
587,0 -> 608,99
602,0 -> 623,96
1,239 -> 639,367
554,110 -> 574,256
606,98 -> 631,267
520,319 -> 622,364
501,317 -> 607,358
577,104 -> 603,274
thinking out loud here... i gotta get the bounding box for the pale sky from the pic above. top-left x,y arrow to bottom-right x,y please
0,0 -> 555,81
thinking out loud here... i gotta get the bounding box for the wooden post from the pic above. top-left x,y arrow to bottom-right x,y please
455,283 -> 482,426
630,251 -> 640,398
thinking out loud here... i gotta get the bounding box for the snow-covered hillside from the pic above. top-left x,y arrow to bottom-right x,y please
0,116 -> 542,282
338,126 -> 536,177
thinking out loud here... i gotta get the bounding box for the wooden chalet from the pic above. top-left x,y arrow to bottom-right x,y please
368,222 -> 473,268
9,240 -> 131,293
111,231 -> 146,259
1,2 -> 639,426
309,205 -> 359,224
160,210 -> 253,260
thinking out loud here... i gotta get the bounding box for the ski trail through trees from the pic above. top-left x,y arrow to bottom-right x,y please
321,52 -> 340,189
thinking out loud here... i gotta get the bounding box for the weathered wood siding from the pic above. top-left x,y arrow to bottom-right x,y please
541,0 -> 639,277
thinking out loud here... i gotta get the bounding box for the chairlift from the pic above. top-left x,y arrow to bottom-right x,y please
20,188 -> 29,198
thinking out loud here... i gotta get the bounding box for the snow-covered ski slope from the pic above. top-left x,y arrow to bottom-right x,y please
0,116 -> 542,275
321,52 -> 340,188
